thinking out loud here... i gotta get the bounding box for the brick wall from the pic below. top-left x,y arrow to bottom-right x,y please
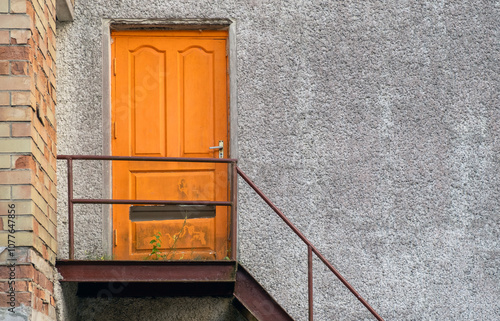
0,0 -> 57,320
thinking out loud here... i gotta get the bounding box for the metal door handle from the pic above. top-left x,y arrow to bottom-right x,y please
209,140 -> 224,158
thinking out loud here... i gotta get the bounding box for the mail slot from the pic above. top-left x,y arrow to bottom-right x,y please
129,205 -> 216,222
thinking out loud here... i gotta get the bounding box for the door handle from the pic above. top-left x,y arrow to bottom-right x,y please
209,140 -> 224,158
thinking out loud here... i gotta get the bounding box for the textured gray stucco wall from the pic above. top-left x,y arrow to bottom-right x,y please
75,297 -> 245,321
76,297 -> 245,321
53,286 -> 245,321
56,1 -> 499,320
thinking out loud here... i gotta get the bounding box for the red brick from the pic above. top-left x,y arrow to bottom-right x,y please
10,30 -> 31,45
0,61 -> 8,75
32,218 -> 39,234
0,280 -> 31,292
0,292 -> 32,308
45,281 -> 54,293
14,155 -> 36,170
11,61 -> 28,75
0,46 -> 30,60
0,92 -> 9,106
35,286 -> 45,300
34,296 -> 49,314
0,265 -> 35,279
12,91 -> 33,106
36,271 -> 52,291
35,71 -> 48,94
0,31 -> 9,44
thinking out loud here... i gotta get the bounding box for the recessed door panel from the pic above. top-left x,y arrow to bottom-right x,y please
133,218 -> 215,252
180,47 -> 215,156
132,171 -> 215,201
131,46 -> 166,156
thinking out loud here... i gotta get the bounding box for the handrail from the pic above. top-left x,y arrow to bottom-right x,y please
72,199 -> 232,206
236,167 -> 384,321
57,155 -> 238,261
57,154 -> 238,163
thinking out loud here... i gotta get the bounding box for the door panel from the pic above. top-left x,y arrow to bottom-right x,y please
180,47 -> 214,156
111,30 -> 229,260
133,218 -> 215,251
131,46 -> 166,156
132,171 -> 216,201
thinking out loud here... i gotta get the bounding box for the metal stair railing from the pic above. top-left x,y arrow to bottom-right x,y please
236,167 -> 384,321
58,154 -> 384,320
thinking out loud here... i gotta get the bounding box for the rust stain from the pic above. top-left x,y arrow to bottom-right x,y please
178,178 -> 188,197
165,224 -> 207,247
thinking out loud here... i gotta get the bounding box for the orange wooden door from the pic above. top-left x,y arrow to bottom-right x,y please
111,30 -> 229,260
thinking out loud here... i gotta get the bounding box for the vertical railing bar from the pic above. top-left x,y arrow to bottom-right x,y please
67,157 -> 75,260
227,163 -> 232,256
230,162 -> 238,260
308,245 -> 313,321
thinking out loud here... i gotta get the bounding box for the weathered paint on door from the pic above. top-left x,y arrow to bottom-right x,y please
111,30 -> 229,260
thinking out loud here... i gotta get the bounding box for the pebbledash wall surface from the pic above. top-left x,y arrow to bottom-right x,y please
53,1 -> 499,321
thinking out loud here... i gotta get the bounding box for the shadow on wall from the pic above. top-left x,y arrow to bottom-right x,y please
56,281 -> 245,321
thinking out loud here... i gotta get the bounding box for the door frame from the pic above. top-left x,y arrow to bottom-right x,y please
100,19 -> 238,257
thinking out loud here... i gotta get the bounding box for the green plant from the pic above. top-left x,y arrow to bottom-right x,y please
147,232 -> 167,260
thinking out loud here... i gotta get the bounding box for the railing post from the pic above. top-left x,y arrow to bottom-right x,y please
308,245 -> 313,321
230,162 -> 238,260
67,158 -> 74,260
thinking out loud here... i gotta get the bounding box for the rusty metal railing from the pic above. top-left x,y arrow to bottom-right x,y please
236,168 -> 384,321
58,155 -> 238,261
58,155 -> 383,320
